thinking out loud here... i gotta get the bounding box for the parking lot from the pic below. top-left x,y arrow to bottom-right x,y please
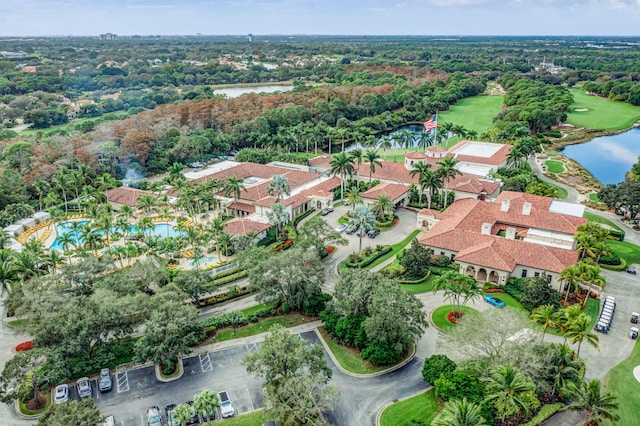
94,343 -> 265,425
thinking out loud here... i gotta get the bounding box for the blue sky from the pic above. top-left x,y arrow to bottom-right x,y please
1,0 -> 640,36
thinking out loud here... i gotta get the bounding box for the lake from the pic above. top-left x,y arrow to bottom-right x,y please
560,127 -> 640,185
213,84 -> 293,98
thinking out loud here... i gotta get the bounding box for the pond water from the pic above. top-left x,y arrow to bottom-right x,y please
213,84 -> 293,98
560,127 -> 640,185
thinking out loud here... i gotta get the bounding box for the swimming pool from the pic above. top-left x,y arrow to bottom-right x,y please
49,221 -> 185,251
190,256 -> 219,267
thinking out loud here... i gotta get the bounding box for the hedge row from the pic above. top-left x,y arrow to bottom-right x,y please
399,271 -> 431,284
212,270 -> 249,286
599,254 -> 622,266
211,266 -> 242,280
198,286 -> 254,307
609,229 -> 625,241
293,209 -> 316,227
201,312 -> 249,331
345,246 -> 393,269
600,257 -> 627,271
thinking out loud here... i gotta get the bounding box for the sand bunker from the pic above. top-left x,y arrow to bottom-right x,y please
633,365 -> 640,382
574,108 -> 589,112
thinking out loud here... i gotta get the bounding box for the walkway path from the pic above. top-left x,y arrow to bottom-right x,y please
528,156 -> 581,203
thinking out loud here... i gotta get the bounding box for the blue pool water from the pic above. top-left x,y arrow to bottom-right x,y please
49,221 -> 185,250
190,256 -> 219,267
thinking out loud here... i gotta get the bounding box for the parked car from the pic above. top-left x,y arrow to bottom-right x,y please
185,401 -> 200,425
147,406 -> 162,426
218,390 -> 235,418
345,224 -> 359,235
187,161 -> 204,168
54,384 -> 69,404
98,368 -> 112,392
76,377 -> 92,398
627,266 -> 637,275
335,223 -> 348,233
165,404 -> 177,426
367,229 -> 380,238
484,295 -> 506,308
321,207 -> 334,216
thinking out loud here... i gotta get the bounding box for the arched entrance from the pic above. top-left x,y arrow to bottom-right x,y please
488,271 -> 499,284
464,265 -> 476,278
477,268 -> 488,283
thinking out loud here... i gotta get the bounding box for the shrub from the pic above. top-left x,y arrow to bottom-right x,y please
292,209 -> 316,227
422,355 -> 456,384
281,302 -> 291,314
15,341 -> 33,352
273,239 -> 294,252
599,254 -> 621,266
483,288 -> 505,293
212,270 -> 248,286
608,229 -> 625,241
433,255 -> 452,268
248,314 -> 258,323
201,312 -> 249,330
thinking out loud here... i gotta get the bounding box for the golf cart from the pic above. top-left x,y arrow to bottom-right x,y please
630,327 -> 639,340
632,312 -> 639,324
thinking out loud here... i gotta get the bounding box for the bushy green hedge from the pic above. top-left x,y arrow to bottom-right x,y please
600,257 -> 627,271
201,312 -> 249,331
212,270 -> 248,286
211,267 -> 241,280
609,229 -> 625,241
293,209 -> 316,227
345,246 -> 393,269
522,403 -> 564,426
198,286 -> 254,307
599,254 -> 622,266
399,271 -> 431,284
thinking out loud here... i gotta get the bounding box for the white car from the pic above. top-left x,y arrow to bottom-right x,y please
335,223 -> 348,233
54,384 -> 69,404
76,377 -> 92,398
218,390 -> 235,418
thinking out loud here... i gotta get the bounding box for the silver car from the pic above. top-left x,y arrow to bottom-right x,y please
99,368 -> 112,392
54,384 -> 69,404
76,377 -> 92,398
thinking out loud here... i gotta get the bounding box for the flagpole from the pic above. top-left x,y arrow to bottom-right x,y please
433,111 -> 438,145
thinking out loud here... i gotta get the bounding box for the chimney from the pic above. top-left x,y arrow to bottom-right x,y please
506,227 -> 516,240
501,199 -> 510,212
522,202 -> 532,216
481,223 -> 491,235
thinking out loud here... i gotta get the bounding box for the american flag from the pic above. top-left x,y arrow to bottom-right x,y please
423,115 -> 437,132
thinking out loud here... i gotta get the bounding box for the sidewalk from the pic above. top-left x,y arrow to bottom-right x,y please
189,320 -> 323,356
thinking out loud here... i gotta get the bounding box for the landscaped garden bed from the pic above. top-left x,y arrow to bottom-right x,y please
431,305 -> 478,330
344,245 -> 392,269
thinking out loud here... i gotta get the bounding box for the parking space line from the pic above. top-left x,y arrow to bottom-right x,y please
226,349 -> 233,364
116,371 -> 129,393
199,353 -> 213,372
246,387 -> 254,411
245,343 -> 258,353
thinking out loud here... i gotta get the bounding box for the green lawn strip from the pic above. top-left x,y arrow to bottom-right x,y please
545,298 -> 600,337
546,152 -> 559,157
213,409 -> 270,426
439,95 -> 505,134
603,340 -> 640,425
365,230 -> 420,270
213,314 -> 308,342
566,88 -> 640,130
240,303 -> 270,317
483,292 -> 527,312
584,212 -> 624,233
431,305 -> 478,330
550,183 -> 569,200
379,389 -> 442,426
589,193 -> 600,202
400,277 -> 435,294
545,160 -> 565,173
606,240 -> 640,265
6,319 -> 29,328
317,327 -> 388,375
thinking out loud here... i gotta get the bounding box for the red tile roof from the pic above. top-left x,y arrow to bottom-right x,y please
361,182 -> 409,201
228,202 -> 255,213
105,187 -> 158,206
223,218 -> 271,236
427,145 -> 448,153
405,151 -> 428,159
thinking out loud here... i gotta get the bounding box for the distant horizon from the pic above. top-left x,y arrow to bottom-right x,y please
2,0 -> 640,38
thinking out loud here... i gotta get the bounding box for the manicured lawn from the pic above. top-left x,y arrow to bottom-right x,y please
545,298 -> 600,337
548,182 -> 568,200
431,305 -> 478,330
566,88 -> 640,130
584,211 -> 624,233
484,292 -> 527,312
545,160 -> 565,173
379,389 -> 442,426
401,275 -> 435,294
606,240 -> 640,265
240,303 -> 270,317
19,111 -> 128,136
366,230 -> 421,269
589,193 -> 600,202
547,152 -> 559,157
18,392 -> 51,416
439,95 -> 505,134
318,327 -> 389,375
213,314 -> 309,342
7,319 -> 29,328
214,409 -> 271,426
603,340 -> 640,425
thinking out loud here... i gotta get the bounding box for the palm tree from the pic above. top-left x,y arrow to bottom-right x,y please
217,232 -> 233,261
436,157 -> 462,209
399,129 -> 414,153
433,398 -> 489,426
45,250 -> 66,275
390,132 -> 404,161
174,403 -> 194,426
561,264 -> 581,302
483,364 -> 536,422
372,194 -> 394,221
52,169 -> 73,215
575,232 -> 599,260
137,216 -> 154,238
529,304 -> 557,341
564,379 -> 619,426
33,179 -> 51,212
168,162 -> 185,184
344,188 -> 364,213
349,148 -> 364,181
224,176 -> 247,216
379,135 -> 393,161
410,162 -> 431,205
420,170 -> 442,210
350,205 -> 376,252
416,131 -> 435,152
329,152 -> 355,201
137,194 -> 158,217
440,121 -> 455,142
363,135 -> 378,150
365,150 -> 383,183
96,213 -> 114,248
549,343 -> 583,396
466,130 -> 479,141
266,174 -> 291,202
193,390 -> 221,425
57,232 -> 76,263
452,124 -> 467,141
564,313 -> 599,356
